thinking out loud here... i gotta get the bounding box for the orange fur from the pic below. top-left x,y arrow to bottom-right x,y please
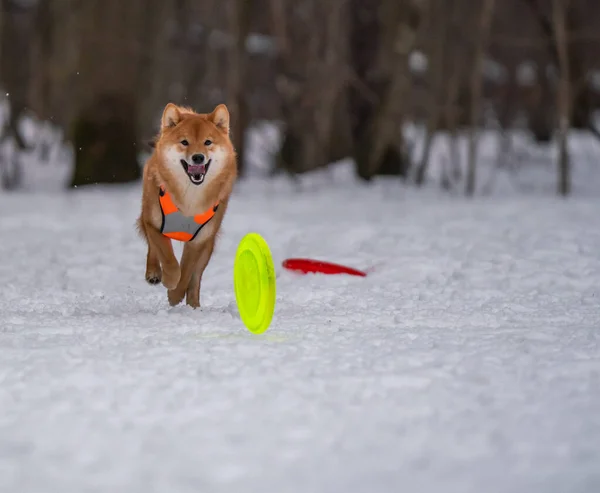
137,103 -> 237,308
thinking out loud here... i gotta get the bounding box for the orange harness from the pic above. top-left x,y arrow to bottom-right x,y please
159,186 -> 219,242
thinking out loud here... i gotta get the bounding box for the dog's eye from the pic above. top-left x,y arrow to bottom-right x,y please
181,139 -> 189,146
204,139 -> 212,146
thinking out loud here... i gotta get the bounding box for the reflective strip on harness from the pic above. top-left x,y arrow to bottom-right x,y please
159,187 -> 219,242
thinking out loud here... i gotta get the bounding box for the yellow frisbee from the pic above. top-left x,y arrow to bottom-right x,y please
233,233 -> 276,334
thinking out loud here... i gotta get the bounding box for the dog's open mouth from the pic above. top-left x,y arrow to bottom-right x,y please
180,159 -> 211,185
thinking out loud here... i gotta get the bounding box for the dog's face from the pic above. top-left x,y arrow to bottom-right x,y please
155,103 -> 236,194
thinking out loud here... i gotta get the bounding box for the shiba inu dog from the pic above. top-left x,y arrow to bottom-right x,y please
137,103 -> 237,308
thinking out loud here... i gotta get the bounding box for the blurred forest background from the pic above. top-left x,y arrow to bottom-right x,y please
1,0 -> 599,196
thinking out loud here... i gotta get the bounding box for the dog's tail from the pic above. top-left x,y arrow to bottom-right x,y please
135,216 -> 147,239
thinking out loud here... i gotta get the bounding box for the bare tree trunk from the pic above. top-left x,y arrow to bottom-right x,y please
415,1 -> 448,186
227,0 -> 251,177
465,0 -> 495,197
268,0 -> 302,178
352,0 -> 428,181
347,0 -> 384,178
307,0 -> 347,171
0,0 -> 36,189
269,0 -> 348,177
522,0 -> 594,137
69,0 -> 144,187
366,0 -> 423,177
552,0 -> 571,197
444,46 -> 467,186
135,0 -> 177,139
27,0 -> 83,131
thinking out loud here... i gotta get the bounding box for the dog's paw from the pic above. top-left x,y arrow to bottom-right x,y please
186,296 -> 200,309
161,264 -> 181,290
168,288 -> 185,307
146,271 -> 162,285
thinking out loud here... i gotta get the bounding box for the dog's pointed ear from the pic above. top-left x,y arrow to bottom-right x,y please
161,103 -> 182,130
209,104 -> 230,134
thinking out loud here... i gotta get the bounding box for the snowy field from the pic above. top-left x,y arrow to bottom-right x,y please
1,157 -> 600,493
1,107 -> 600,492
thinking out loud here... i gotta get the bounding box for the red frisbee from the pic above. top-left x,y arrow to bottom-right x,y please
282,258 -> 368,277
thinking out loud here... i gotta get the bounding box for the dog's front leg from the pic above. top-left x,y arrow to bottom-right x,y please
185,238 -> 215,308
168,243 -> 202,307
143,222 -> 181,290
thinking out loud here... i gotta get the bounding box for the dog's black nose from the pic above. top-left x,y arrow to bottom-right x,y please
191,153 -> 205,164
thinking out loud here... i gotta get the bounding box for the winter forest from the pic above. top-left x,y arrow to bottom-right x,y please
1,1 -> 599,493
2,0 -> 600,193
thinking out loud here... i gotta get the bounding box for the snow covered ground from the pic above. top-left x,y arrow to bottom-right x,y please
1,159 -> 599,492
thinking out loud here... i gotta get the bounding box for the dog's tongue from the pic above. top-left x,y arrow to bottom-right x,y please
187,164 -> 206,175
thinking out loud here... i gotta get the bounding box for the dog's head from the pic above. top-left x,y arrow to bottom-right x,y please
154,103 -> 237,206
